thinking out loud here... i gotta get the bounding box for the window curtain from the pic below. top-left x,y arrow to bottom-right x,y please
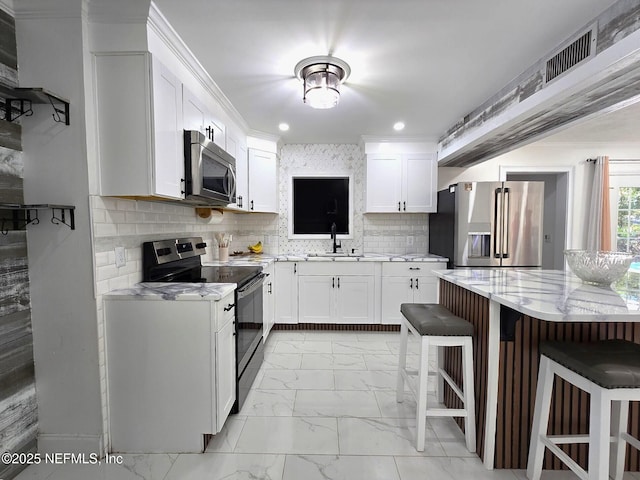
586,156 -> 611,251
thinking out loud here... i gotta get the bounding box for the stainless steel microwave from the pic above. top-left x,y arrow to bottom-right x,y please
183,130 -> 236,205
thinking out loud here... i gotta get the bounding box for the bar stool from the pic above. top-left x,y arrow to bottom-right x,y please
396,303 -> 476,453
527,339 -> 640,480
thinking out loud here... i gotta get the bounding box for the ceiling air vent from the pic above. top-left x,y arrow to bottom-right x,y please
544,24 -> 597,85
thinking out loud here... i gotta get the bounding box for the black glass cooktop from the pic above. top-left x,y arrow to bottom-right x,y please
153,265 -> 262,287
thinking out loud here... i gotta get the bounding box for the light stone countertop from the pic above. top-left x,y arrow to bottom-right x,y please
104,282 -> 236,301
434,268 -> 640,322
106,253 -> 449,300
205,252 -> 448,265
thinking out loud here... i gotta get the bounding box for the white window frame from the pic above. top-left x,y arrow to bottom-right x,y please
609,168 -> 640,252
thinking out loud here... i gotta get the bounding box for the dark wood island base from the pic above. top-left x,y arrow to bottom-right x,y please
437,275 -> 640,471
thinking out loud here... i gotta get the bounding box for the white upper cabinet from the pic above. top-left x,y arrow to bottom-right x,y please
183,86 -> 207,133
183,86 -> 226,150
226,133 -> 248,210
365,152 -> 437,213
247,148 -> 278,213
95,53 -> 184,200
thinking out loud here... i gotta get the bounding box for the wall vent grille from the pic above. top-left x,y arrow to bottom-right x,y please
544,25 -> 596,85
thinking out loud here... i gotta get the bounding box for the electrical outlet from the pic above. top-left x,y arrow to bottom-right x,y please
115,247 -> 126,268
406,236 -> 414,246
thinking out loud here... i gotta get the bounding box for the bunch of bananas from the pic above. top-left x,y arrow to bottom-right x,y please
248,241 -> 263,254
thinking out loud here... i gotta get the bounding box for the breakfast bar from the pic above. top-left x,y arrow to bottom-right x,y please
434,269 -> 640,471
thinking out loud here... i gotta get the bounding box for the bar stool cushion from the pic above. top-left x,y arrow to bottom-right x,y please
400,303 -> 474,337
540,339 -> 640,389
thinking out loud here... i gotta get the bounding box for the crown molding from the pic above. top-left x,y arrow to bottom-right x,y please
14,0 -> 87,19
147,1 -> 248,133
247,129 -> 281,144
0,0 -> 14,16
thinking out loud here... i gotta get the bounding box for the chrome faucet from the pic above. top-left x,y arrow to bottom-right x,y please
331,222 -> 342,253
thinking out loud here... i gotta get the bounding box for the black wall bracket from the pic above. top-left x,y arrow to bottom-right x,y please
1,86 -> 70,125
0,204 -> 75,235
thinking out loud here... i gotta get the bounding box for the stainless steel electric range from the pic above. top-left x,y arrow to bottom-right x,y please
142,236 -> 266,413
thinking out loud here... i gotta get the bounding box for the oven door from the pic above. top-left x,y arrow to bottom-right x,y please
234,273 -> 266,412
236,274 -> 265,374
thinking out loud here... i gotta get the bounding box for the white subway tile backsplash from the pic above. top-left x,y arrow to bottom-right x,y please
94,223 -> 118,237
117,223 -> 136,236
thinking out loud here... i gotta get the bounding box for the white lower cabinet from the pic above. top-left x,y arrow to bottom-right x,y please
263,263 -> 275,339
297,263 -> 375,324
380,262 -> 445,325
274,262 -> 298,324
215,315 -> 236,429
105,291 -> 236,453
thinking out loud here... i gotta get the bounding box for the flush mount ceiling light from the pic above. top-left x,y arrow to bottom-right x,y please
294,55 -> 351,109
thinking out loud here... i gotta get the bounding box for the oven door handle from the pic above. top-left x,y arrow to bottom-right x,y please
236,273 -> 267,299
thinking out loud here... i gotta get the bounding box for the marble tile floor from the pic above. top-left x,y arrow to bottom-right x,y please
14,330 -> 640,480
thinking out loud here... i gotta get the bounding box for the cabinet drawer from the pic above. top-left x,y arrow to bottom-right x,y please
297,262 -> 375,276
382,262 -> 445,277
215,293 -> 236,330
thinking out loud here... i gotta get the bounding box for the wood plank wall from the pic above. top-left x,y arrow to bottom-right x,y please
0,8 -> 38,480
440,279 -> 640,471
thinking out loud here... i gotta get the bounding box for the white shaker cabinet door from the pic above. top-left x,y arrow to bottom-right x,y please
298,275 -> 334,323
365,154 -> 403,212
380,276 -> 413,325
403,153 -> 437,213
151,57 -> 184,199
215,315 -> 236,432
274,262 -> 298,324
248,148 -> 278,213
336,276 -> 375,324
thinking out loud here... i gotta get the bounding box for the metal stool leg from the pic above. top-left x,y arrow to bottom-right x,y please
396,319 -> 409,403
416,335 -> 430,451
527,356 -> 555,480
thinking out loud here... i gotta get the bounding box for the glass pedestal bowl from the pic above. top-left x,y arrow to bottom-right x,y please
564,250 -> 633,285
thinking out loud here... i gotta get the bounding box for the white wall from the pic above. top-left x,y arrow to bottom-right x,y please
439,143 -> 640,249
16,10 -> 103,454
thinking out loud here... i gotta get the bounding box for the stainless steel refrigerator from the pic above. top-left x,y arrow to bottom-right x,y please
429,181 -> 544,268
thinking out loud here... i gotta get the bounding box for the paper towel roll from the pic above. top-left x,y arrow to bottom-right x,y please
195,208 -> 224,224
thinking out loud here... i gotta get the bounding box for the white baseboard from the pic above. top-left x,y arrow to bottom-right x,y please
38,434 -> 103,456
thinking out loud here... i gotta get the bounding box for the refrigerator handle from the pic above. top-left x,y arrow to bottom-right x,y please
493,187 -> 502,258
503,187 -> 510,259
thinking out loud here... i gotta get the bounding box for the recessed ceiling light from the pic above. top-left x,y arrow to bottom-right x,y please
279,123 -> 290,131
393,121 -> 405,131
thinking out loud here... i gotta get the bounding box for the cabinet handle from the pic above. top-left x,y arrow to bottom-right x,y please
337,277 -> 340,288
294,263 -> 297,274
415,278 -> 419,290
332,277 -> 335,288
398,201 -> 401,212
250,200 -> 254,211
410,278 -> 413,289
403,201 -> 406,211
206,126 -> 214,141
268,282 -> 272,294
409,267 -> 421,271
224,303 -> 235,312
238,195 -> 243,208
